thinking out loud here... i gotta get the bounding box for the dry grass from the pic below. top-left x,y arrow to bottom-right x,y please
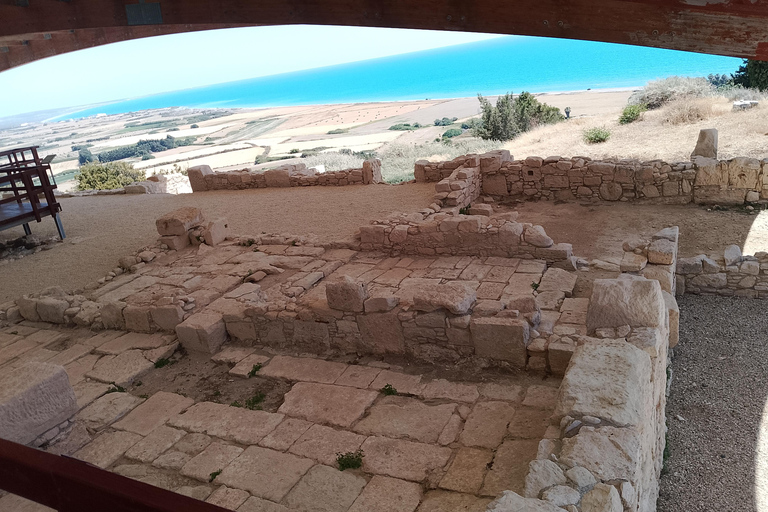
503,96 -> 768,162
660,98 -> 716,125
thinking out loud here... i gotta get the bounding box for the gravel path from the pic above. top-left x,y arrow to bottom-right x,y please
0,183 -> 434,302
658,294 -> 768,512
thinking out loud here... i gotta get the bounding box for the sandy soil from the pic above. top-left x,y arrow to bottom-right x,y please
0,183 -> 434,302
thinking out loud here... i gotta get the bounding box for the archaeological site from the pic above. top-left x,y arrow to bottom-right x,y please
2,123 -> 767,512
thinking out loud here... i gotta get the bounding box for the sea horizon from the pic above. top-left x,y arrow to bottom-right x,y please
15,35 -> 742,123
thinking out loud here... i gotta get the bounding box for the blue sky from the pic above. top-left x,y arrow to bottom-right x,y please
0,26 -> 502,118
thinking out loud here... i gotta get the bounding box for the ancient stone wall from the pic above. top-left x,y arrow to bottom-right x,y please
417,151 -> 768,206
188,159 -> 382,192
676,245 -> 768,299
359,210 -> 573,264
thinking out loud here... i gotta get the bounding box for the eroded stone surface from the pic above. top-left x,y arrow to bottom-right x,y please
354,396 -> 455,443
361,436 -> 452,482
168,402 -> 283,445
217,446 -> 314,502
114,391 -> 194,435
283,464 -> 367,512
74,430 -> 143,468
279,382 -> 378,427
260,355 -> 347,383
460,401 -> 516,449
439,447 -> 493,494
348,475 -> 422,512
180,441 -> 244,482
289,424 -> 366,466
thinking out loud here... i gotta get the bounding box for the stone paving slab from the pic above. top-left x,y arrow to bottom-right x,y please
169,402 -> 284,445
460,401 -> 517,449
334,365 -> 381,388
85,350 -> 154,387
124,425 -> 186,463
95,332 -> 169,355
348,475 -> 422,512
416,490 -> 492,512
72,381 -> 111,411
284,464 -> 367,512
420,379 -> 479,403
173,432 -> 213,455
439,447 -> 494,494
64,354 -> 101,385
24,329 -> 68,347
152,450 -> 191,470
0,493 -> 56,512
353,396 -> 455,444
76,392 -> 144,432
206,486 -> 250,510
479,382 -> 524,402
229,354 -> 272,378
258,417 -> 313,452
288,424 -> 366,466
279,382 -> 378,428
361,436 -> 452,482
114,391 -> 194,435
217,446 -> 315,502
480,439 -> 539,497
260,355 -> 348,384
508,407 -> 552,439
180,441 -> 244,482
73,430 -> 143,468
521,385 -> 559,409
45,344 -> 93,367
237,496 -> 290,512
369,370 -> 424,395
211,345 -> 256,364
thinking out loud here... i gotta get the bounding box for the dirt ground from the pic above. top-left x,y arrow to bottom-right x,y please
3,184 -> 767,303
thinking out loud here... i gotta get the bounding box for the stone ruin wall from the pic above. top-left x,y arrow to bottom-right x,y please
675,245 -> 768,299
417,150 -> 768,207
187,159 -> 383,192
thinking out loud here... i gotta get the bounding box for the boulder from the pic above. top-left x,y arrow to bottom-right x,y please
554,339 -> 652,427
156,207 -> 205,236
599,182 -> 623,201
203,218 -> 229,246
620,252 -> 647,272
581,483 -> 623,512
524,460 -> 567,498
524,225 -> 554,248
326,276 -> 368,312
37,297 -> 69,324
647,238 -> 676,265
723,244 -> 742,266
0,362 -> 77,445
690,128 -> 718,159
488,491 -> 564,512
264,168 -> 291,187
586,277 -> 666,331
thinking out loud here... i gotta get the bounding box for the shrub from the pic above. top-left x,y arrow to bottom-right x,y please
327,128 -> 348,134
474,92 -> 564,141
661,98 -> 713,125
190,124 -> 199,129
583,126 -> 611,144
619,104 -> 647,124
707,73 -> 731,88
75,162 -> 145,190
389,123 -> 418,131
628,76 -> 714,109
434,117 -> 457,126
78,148 -> 95,165
733,59 -> 768,91
442,128 -> 463,139
336,449 -> 364,471
461,118 -> 482,130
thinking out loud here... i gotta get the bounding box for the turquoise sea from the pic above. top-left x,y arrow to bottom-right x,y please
63,36 -> 740,119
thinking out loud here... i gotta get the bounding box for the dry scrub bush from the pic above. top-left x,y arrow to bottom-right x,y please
629,76 -> 714,109
660,98 -> 716,125
301,152 -> 364,173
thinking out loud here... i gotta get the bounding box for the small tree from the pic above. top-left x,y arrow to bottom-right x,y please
474,92 -> 563,142
733,59 -> 768,91
78,148 -> 95,165
75,162 -> 145,191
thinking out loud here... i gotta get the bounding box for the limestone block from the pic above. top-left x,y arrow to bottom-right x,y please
203,218 -> 229,246
538,268 -> 578,297
620,252 -> 647,272
0,362 -> 77,445
187,165 -> 213,192
747,190 -> 760,202
358,312 -> 406,354
647,238 -> 676,265
542,486 -> 581,507
389,224 -> 409,243
489,491 -> 563,512
599,182 -> 623,201
360,225 -> 386,244
587,277 -> 666,331
413,283 -> 477,315
691,128 -> 718,159
693,186 -> 746,205
264,168 -> 291,187
156,207 -> 204,236
159,234 -> 190,251
483,174 -> 509,195
16,296 -> 40,321
642,185 -> 660,198
690,272 -> 727,288
101,301 -> 127,330
123,306 -> 152,333
468,204 -> 493,216
470,317 -> 529,366
524,225 -> 554,248
364,294 -> 399,313
151,305 -> 184,331
37,297 -> 68,324
728,157 -> 761,189
676,255 -> 703,274
693,156 -> 725,187
555,339 -> 652,427
326,276 -> 367,312
560,426 -> 642,482
724,244 -> 742,266
662,291 -> 679,348
581,483 -> 622,512
524,460 -> 567,498
175,312 -> 228,354
362,158 -> 383,184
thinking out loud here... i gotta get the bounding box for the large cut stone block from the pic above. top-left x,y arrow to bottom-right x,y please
187,165 -> 213,192
326,276 -> 367,312
264,168 -> 291,187
690,128 -> 717,159
587,277 -> 666,332
279,382 -> 378,427
483,174 -> 509,195
175,312 -> 228,354
555,339 -> 652,427
358,312 -> 405,354
560,426 -> 642,483
413,283 -> 476,315
0,362 -> 77,445
470,317 -> 529,366
156,207 -> 204,236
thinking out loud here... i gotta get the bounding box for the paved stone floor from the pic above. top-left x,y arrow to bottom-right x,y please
0,323 -> 560,512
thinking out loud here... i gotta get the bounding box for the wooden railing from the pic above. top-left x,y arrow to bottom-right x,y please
0,438 -> 229,512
